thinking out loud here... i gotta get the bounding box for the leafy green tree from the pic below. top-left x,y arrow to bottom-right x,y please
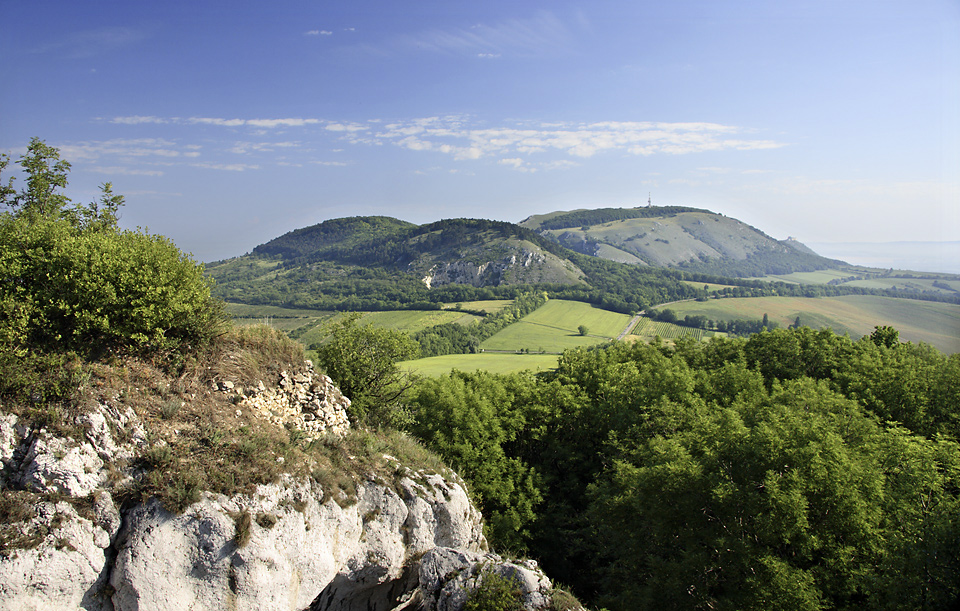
588,379 -> 890,610
4,137 -> 72,220
313,313 -> 420,427
577,324 -> 588,336
409,371 -> 543,550
870,324 -> 899,348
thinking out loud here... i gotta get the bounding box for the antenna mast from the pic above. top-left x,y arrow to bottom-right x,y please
648,192 -> 652,207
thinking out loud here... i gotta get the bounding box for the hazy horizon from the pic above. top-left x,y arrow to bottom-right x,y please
809,240 -> 960,276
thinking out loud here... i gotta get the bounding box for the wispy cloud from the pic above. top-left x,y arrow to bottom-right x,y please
88,166 -> 165,177
110,116 -> 168,125
230,141 -> 302,155
58,138 -> 195,162
30,27 -> 145,59
101,114 -> 786,172
367,118 -> 785,162
110,116 -> 322,129
305,30 -> 333,36
191,162 -> 260,172
397,10 -> 573,58
189,117 -> 322,128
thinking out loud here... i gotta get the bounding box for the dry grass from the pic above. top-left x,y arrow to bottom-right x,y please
2,322 -> 452,524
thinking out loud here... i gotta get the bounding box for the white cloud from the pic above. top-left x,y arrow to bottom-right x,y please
191,162 -> 260,172
58,138 -> 188,161
305,30 -> 333,36
325,122 -> 369,133
110,116 -> 167,125
230,141 -> 301,155
181,117 -> 321,128
370,118 -> 786,162
89,166 -> 164,176
400,11 -> 572,58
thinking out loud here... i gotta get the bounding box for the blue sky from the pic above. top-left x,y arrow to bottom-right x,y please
2,0 -> 958,263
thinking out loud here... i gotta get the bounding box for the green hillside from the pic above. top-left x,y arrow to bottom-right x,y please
666,295 -> 960,354
480,299 -> 632,353
206,215 -> 703,314
521,206 -> 842,276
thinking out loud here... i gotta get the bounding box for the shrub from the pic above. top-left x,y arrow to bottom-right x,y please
0,140 -> 227,377
464,568 -> 524,611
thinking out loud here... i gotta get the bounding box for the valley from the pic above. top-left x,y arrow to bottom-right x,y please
213,206 -> 960,376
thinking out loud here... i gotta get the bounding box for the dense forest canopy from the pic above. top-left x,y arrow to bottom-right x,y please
405,327 -> 960,610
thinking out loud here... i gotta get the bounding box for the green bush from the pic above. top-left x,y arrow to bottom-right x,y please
464,568 -> 524,611
0,139 -> 227,376
1,215 -> 224,359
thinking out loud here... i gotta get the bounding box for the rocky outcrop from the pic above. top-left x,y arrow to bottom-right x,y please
223,362 -> 351,440
0,371 -> 561,611
415,547 -> 554,611
110,472 -> 484,611
418,244 -> 583,289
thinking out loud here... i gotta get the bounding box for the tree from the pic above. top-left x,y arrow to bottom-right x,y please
313,313 -> 420,427
3,137 -> 72,220
577,324 -> 589,336
870,324 -> 899,348
409,371 -> 543,550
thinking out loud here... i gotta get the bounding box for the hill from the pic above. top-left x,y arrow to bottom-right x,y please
520,205 -> 843,276
206,216 -> 702,314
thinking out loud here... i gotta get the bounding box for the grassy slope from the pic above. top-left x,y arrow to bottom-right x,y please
751,268 -> 960,296
667,295 -> 960,353
481,300 -> 631,352
402,353 -> 560,377
539,212 -> 776,266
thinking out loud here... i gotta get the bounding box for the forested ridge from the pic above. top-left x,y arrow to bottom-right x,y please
207,215 -> 960,315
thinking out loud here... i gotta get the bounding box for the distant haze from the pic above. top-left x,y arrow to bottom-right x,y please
809,242 -> 960,275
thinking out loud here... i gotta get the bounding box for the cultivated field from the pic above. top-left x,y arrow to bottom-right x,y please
628,318 -> 723,342
751,269 -> 960,296
443,299 -> 514,313
481,300 -> 632,353
226,303 -> 482,348
667,295 -> 960,354
401,353 -> 560,377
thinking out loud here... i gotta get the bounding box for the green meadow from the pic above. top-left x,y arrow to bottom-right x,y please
667,295 -> 960,354
401,353 -> 560,377
480,300 -> 632,353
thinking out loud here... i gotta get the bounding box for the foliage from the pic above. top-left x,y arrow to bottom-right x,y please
408,326 -> 960,609
464,568 -> 525,611
313,313 -> 420,427
409,371 -> 543,550
0,140 -> 226,377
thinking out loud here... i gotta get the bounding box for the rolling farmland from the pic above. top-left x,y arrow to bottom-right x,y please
667,295 -> 960,353
481,300 -> 632,353
401,353 -> 560,377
